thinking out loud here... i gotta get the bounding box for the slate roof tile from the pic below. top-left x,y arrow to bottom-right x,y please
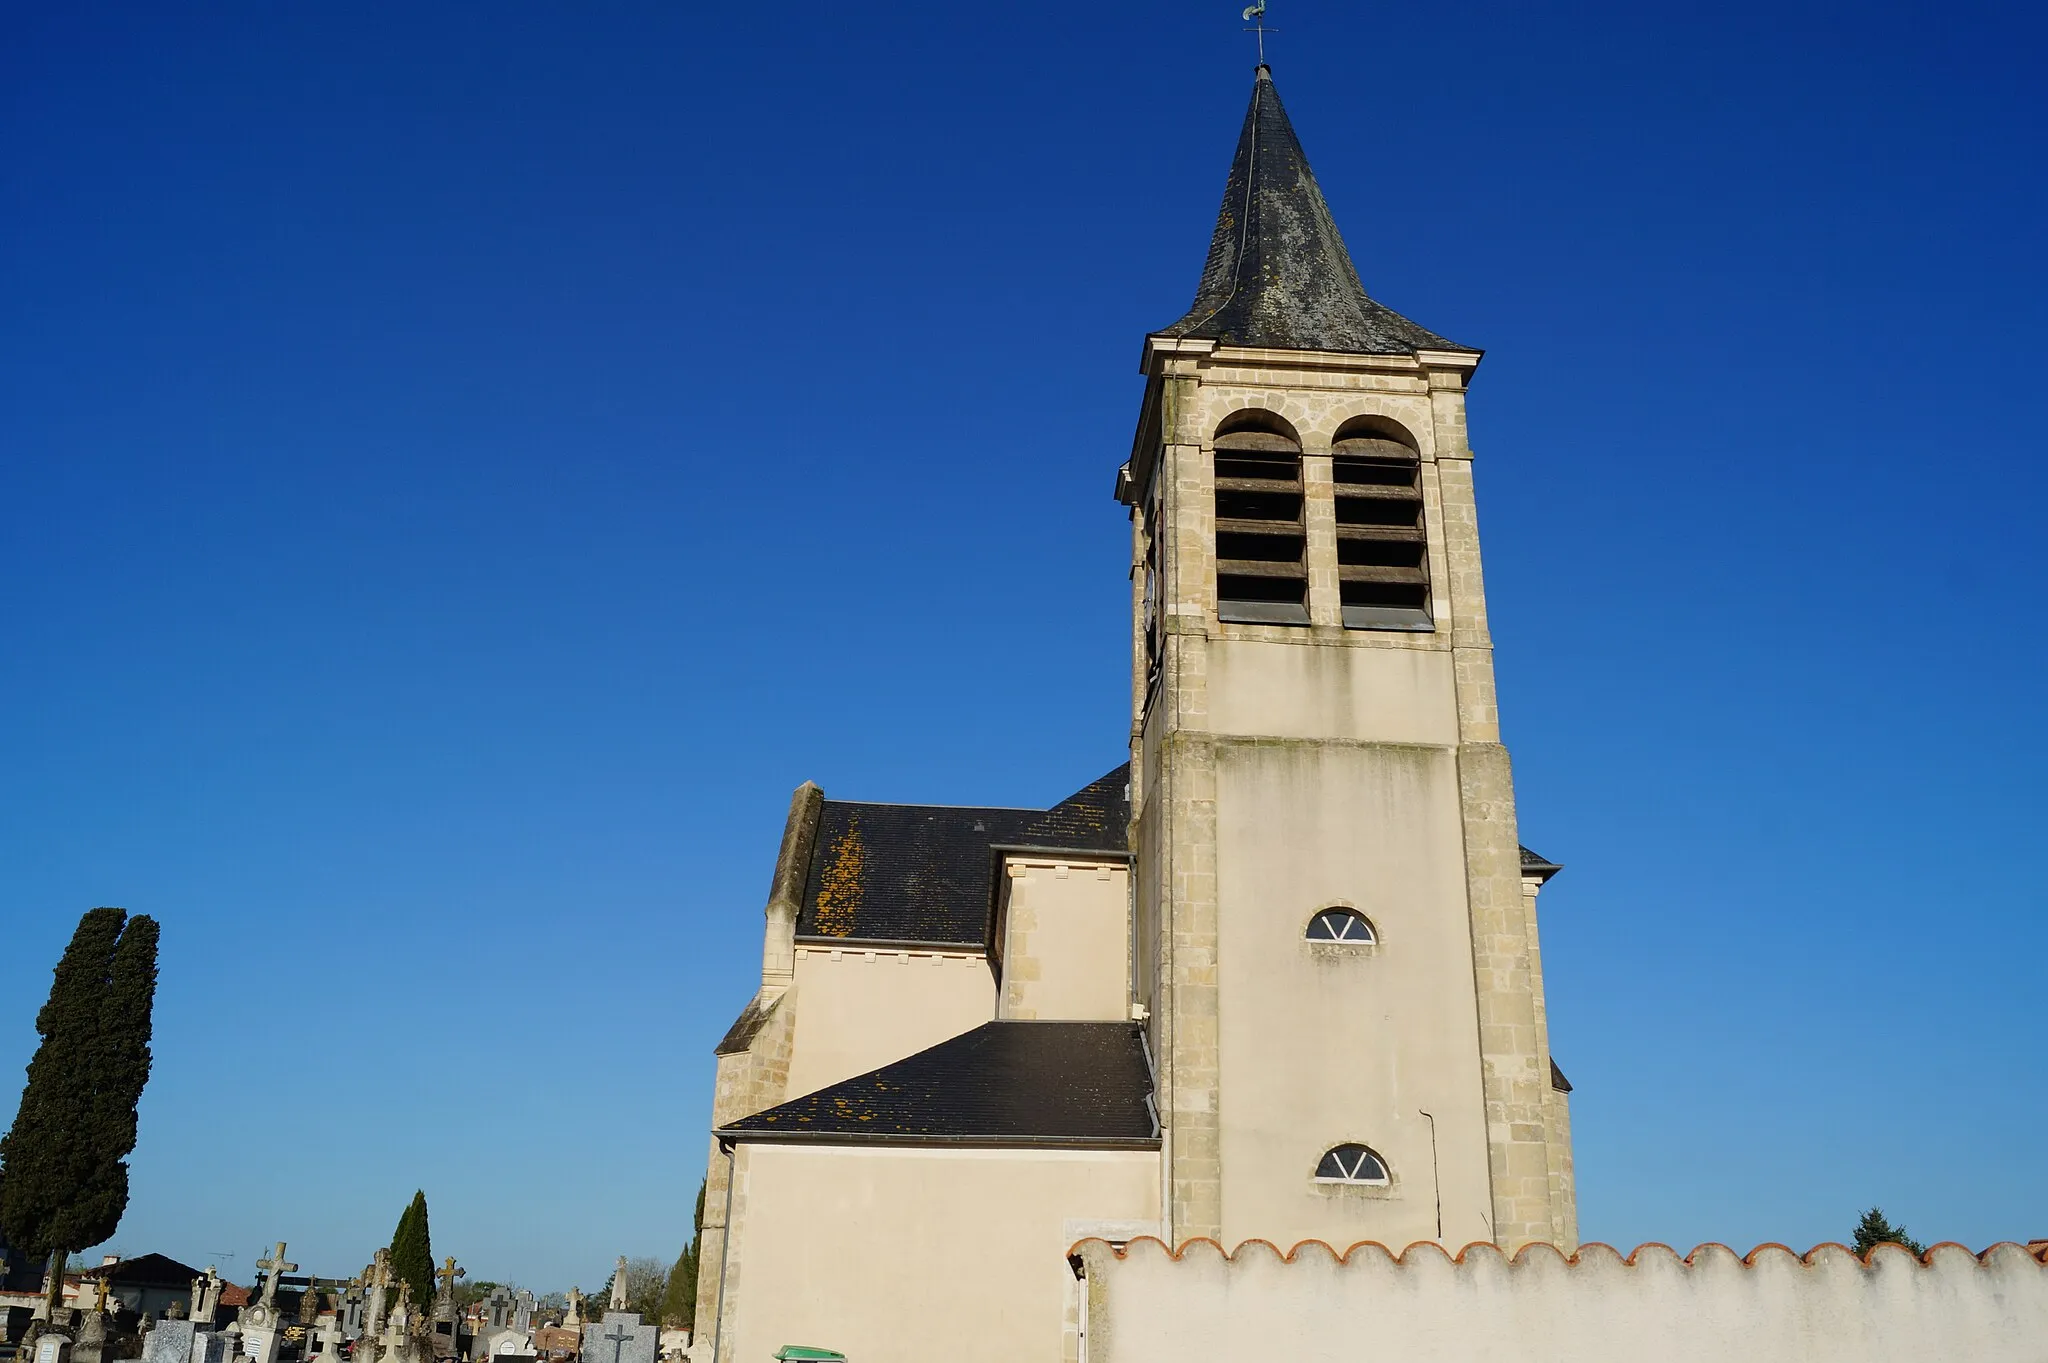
1156,66 -> 1474,358
719,1020 -> 1158,1147
1519,844 -> 1563,882
798,765 -> 1130,947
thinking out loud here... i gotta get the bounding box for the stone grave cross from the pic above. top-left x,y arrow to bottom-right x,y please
366,1254 -> 392,1337
200,1268 -> 223,1322
600,1324 -> 634,1363
435,1258 -> 462,1310
256,1246 -> 297,1309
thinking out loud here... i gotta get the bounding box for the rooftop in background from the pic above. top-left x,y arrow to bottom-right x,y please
1153,65 -> 1475,358
78,1253 -> 202,1287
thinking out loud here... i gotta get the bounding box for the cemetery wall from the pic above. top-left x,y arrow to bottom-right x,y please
714,1143 -> 1157,1363
1071,1237 -> 2048,1363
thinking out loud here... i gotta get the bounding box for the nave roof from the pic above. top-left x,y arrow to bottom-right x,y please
718,1020 -> 1158,1148
796,765 -> 1130,948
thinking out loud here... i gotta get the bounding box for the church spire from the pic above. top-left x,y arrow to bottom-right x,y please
1156,65 -> 1473,357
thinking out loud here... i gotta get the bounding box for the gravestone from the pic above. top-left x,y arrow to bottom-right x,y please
72,1310 -> 108,1363
35,1332 -> 73,1363
362,1255 -> 392,1342
579,1315 -> 656,1363
187,1268 -> 224,1329
142,1319 -> 199,1363
430,1259 -> 465,1361
191,1333 -> 231,1363
340,1284 -> 364,1343
237,1244 -> 296,1363
368,1304 -> 427,1363
307,1316 -> 343,1363
468,1292 -> 520,1363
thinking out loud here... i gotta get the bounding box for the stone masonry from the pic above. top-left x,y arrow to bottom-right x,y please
1128,337 -> 1573,1251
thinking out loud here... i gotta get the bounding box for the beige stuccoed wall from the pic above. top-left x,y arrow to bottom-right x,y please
1205,638 -> 1459,745
1076,1239 -> 2048,1363
1213,737 -> 1492,1248
999,857 -> 1131,1021
780,946 -> 994,1099
716,1144 -> 1158,1363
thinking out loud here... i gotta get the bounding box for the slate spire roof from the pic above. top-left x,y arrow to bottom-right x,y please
1155,65 -> 1474,357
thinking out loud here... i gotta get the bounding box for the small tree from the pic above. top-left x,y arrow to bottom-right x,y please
1852,1207 -> 1926,1256
389,1191 -> 435,1311
0,909 -> 161,1311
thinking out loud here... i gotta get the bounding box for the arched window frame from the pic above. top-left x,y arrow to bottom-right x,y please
1305,906 -> 1376,944
1313,1143 -> 1391,1186
1212,411 -> 1308,627
1330,414 -> 1431,632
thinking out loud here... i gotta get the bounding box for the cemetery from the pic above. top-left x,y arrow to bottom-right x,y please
1,1250 -> 682,1363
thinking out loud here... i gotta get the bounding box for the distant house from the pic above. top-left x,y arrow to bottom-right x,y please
80,1253 -> 203,1318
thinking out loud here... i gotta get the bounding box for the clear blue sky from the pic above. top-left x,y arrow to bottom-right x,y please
2,0 -> 2042,1291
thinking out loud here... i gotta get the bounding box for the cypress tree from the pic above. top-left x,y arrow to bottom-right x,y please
659,1182 -> 705,1328
0,908 -> 160,1310
388,1191 -> 434,1311
77,916 -> 160,1247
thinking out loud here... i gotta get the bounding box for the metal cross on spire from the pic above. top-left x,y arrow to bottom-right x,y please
1242,0 -> 1278,65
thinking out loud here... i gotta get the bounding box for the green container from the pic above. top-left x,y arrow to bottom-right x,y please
772,1350 -> 847,1362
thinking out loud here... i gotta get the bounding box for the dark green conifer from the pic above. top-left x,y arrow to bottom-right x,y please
388,1191 -> 435,1311
1852,1207 -> 1926,1256
0,908 -> 160,1309
659,1182 -> 706,1327
78,916 -> 159,1245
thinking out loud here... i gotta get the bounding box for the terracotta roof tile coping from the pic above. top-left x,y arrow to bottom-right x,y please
1067,1236 -> 2048,1271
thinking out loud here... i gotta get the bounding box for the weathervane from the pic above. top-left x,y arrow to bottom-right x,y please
1242,1 -> 1277,65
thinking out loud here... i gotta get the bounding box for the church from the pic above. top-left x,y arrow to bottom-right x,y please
688,58 -> 1579,1362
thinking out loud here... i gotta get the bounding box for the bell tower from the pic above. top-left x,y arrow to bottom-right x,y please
1119,64 -> 1575,1253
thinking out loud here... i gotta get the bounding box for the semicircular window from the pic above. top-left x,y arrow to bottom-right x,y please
1315,1144 -> 1390,1184
1306,907 -> 1376,943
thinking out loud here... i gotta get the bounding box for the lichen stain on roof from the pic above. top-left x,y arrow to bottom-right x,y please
793,765 -> 1130,946
811,817 -> 865,937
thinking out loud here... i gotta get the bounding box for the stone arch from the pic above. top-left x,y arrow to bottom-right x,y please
1214,407 -> 1302,448
1332,412 -> 1423,453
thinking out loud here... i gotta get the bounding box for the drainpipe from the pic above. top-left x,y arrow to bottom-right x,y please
711,1140 -> 737,1363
